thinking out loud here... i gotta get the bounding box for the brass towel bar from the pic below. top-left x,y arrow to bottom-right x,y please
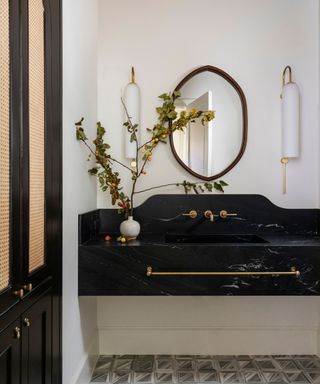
146,266 -> 300,277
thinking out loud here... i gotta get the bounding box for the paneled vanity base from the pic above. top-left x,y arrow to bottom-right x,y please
79,195 -> 320,296
79,243 -> 320,295
90,354 -> 320,383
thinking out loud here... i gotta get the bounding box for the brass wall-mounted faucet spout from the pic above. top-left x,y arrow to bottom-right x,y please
219,210 -> 238,219
182,210 -> 198,219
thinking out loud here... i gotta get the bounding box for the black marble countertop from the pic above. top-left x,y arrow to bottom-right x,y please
81,233 -> 320,247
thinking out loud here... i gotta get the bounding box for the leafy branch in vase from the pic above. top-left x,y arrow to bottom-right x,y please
75,91 -> 228,217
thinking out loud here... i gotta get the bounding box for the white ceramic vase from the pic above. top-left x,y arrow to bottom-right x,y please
120,216 -> 140,239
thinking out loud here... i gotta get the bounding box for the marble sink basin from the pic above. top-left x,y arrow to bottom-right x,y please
165,233 -> 269,244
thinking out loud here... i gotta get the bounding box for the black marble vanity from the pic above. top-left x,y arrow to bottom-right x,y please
78,195 -> 320,296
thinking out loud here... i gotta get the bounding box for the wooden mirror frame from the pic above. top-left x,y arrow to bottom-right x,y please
169,65 -> 248,181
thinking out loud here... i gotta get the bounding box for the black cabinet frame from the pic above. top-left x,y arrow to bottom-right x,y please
0,0 -> 62,382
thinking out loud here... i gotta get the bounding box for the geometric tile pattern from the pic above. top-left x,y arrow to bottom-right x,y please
90,355 -> 320,383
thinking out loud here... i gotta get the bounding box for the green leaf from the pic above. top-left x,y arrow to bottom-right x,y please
158,93 -> 170,100
219,180 -> 228,186
214,182 -> 224,192
88,167 -> 99,175
97,122 -> 105,137
173,91 -> 181,99
76,127 -> 87,141
168,111 -> 177,119
204,183 -> 213,192
75,117 -> 84,126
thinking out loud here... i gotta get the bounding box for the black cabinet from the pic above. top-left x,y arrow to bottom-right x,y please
0,292 -> 52,384
0,318 -> 21,384
0,0 -> 62,382
21,292 -> 52,384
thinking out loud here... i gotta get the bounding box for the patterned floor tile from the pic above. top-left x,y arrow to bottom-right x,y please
274,360 -> 298,371
95,357 -> 114,372
132,359 -> 154,372
134,372 -> 154,384
198,370 -> 220,383
219,371 -> 242,383
296,360 -> 320,370
284,371 -> 311,383
304,371 -> 320,383
113,359 -> 133,371
242,371 -> 264,383
256,360 -> 279,371
238,360 -> 259,371
197,360 -> 216,371
91,372 -> 109,383
261,371 -> 289,383
176,371 -> 197,383
176,359 -> 195,371
111,372 -> 132,384
155,358 -> 174,371
216,360 -> 238,371
154,372 -> 174,383
89,354 -> 320,384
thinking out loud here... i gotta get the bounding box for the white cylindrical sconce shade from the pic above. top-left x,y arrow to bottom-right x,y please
123,68 -> 140,159
281,81 -> 300,158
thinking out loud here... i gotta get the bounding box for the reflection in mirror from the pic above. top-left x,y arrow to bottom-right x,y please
171,66 -> 247,180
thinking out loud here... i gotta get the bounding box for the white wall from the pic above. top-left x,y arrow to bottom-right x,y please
97,0 -> 319,209
98,297 -> 319,355
63,1 -> 99,383
95,0 -> 320,356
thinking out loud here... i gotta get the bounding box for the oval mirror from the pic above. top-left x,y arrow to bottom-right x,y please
170,66 -> 247,181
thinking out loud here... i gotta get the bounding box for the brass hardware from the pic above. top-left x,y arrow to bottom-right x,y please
219,210 -> 237,219
282,65 -> 292,86
13,289 -> 24,299
131,66 -> 135,83
281,157 -> 289,194
204,210 -> 214,222
22,283 -> 32,292
23,318 -> 31,327
13,326 -> 21,339
146,266 -> 300,277
182,210 -> 197,219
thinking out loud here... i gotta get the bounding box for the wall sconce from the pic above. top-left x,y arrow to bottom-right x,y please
123,67 -> 140,162
281,65 -> 300,194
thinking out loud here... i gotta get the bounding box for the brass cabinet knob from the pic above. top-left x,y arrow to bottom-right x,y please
13,326 -> 21,339
22,283 -> 32,292
219,210 -> 237,219
13,289 -> 24,299
23,318 -> 31,327
182,210 -> 197,219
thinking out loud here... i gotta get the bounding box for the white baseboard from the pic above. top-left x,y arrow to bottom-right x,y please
72,331 -> 99,384
99,326 -> 318,356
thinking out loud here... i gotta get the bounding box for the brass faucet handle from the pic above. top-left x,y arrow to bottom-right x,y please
204,210 -> 215,222
219,210 -> 237,219
182,210 -> 197,219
